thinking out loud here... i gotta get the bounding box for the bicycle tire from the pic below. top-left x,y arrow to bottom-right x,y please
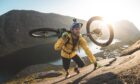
29,28 -> 58,38
86,16 -> 114,47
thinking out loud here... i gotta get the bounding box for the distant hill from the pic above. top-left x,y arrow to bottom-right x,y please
114,20 -> 140,42
0,10 -> 86,57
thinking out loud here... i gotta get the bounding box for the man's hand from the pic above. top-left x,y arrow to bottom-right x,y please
93,62 -> 103,71
62,32 -> 69,43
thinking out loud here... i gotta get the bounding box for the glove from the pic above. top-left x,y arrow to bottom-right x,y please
93,62 -> 103,71
62,32 -> 69,43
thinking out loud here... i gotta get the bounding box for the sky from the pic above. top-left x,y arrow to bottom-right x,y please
1,0 -> 140,30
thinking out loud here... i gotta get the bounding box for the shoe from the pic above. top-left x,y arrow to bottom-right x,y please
93,62 -> 97,70
65,71 -> 70,78
74,67 -> 80,74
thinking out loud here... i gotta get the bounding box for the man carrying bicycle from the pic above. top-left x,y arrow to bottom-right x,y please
54,19 -> 97,78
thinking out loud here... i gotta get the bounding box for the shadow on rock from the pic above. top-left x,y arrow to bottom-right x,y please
85,72 -> 124,84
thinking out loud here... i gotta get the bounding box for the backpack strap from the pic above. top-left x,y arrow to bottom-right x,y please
64,32 -> 80,52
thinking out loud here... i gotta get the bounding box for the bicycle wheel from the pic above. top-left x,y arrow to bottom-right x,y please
86,16 -> 114,47
29,28 -> 58,38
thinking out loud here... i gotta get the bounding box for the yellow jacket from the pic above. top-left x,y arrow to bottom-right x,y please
54,33 -> 96,63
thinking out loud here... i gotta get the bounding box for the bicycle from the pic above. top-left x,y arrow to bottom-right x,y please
29,16 -> 114,47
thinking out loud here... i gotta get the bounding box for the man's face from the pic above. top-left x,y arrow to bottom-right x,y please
71,28 -> 81,37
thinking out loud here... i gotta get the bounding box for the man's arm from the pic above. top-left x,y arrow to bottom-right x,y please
79,37 -> 96,63
54,32 -> 69,51
54,38 -> 65,51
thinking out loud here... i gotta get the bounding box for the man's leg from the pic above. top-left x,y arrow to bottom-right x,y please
61,57 -> 71,77
72,55 -> 85,74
